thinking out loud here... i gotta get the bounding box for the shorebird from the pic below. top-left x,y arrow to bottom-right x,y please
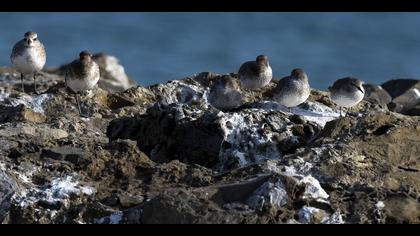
65,50 -> 100,117
11,31 -> 46,94
272,68 -> 310,113
208,75 -> 242,111
238,55 -> 273,91
329,77 -> 365,117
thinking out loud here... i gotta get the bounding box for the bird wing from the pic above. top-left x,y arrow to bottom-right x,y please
10,40 -> 25,62
273,76 -> 291,93
238,61 -> 260,77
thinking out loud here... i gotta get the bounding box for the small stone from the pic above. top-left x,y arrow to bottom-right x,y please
21,107 -> 46,123
41,147 -> 88,165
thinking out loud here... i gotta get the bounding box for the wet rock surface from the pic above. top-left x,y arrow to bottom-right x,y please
0,59 -> 419,224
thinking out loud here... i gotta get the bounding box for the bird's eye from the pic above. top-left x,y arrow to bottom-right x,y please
33,38 -> 37,41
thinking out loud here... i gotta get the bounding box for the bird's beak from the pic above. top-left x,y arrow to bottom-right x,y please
351,82 -> 364,94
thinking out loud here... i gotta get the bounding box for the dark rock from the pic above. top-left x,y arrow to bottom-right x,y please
117,193 -> 144,208
107,116 -> 144,142
0,104 -> 46,124
381,79 -> 420,99
140,188 -> 256,224
372,125 -> 395,136
404,104 -> 420,116
108,103 -> 224,168
101,195 -> 119,207
384,195 -> 420,223
93,205 -> 143,224
0,169 -> 17,223
102,139 -> 154,182
279,136 -> 304,155
41,147 -> 85,162
8,148 -> 23,159
106,93 -> 136,110
211,175 -> 271,204
290,114 -> 305,124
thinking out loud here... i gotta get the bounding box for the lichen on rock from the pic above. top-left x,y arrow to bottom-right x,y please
0,61 -> 419,224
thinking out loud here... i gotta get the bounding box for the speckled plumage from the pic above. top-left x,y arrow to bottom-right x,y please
65,51 -> 100,93
272,68 -> 310,110
238,55 -> 273,90
65,50 -> 100,117
11,32 -> 46,93
208,75 -> 242,111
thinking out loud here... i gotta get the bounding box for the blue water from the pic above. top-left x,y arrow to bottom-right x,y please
1,12 -> 420,89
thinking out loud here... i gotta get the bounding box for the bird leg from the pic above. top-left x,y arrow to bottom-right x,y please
33,73 -> 38,95
288,107 -> 292,113
21,73 -> 25,93
75,93 -> 83,117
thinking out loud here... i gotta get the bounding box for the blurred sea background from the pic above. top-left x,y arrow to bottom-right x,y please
1,12 -> 420,89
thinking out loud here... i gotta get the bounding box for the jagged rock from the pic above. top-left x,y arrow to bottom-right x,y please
1,65 -> 420,224
107,99 -> 338,171
40,147 -> 89,167
108,103 -> 224,167
0,123 -> 68,140
0,168 -> 17,223
384,195 -> 420,224
140,187 -> 257,224
404,104 -> 420,116
0,104 -> 46,123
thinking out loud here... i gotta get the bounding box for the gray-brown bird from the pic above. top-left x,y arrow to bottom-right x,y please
272,68 -> 310,113
65,50 -> 100,117
329,77 -> 365,117
11,31 -> 46,94
238,55 -> 273,91
208,75 -> 242,111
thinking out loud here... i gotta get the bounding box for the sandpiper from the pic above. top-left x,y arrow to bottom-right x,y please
65,50 -> 100,117
272,68 -> 310,112
329,77 -> 365,117
208,75 -> 242,111
11,31 -> 46,94
238,55 -> 273,91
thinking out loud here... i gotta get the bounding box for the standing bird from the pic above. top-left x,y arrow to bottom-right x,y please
329,77 -> 365,117
238,55 -> 273,91
65,50 -> 100,117
11,31 -> 46,94
208,75 -> 242,111
272,68 -> 310,113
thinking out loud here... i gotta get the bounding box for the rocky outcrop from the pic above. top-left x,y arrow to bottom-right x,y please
0,168 -> 17,223
0,61 -> 419,224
